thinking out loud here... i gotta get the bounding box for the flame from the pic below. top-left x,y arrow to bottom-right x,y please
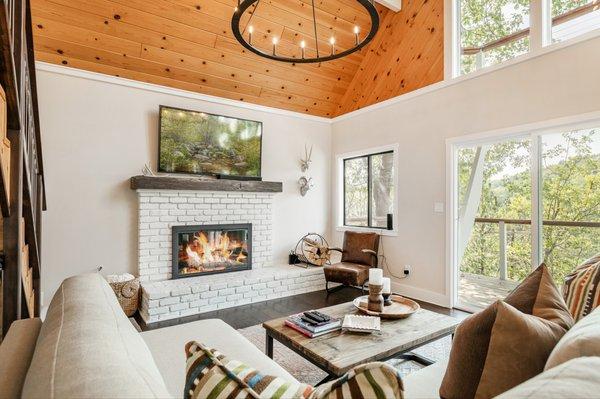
180,230 -> 247,274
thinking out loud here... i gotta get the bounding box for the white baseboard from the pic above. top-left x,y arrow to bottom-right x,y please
391,281 -> 451,308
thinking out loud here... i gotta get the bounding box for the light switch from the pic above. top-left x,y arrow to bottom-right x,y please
434,202 -> 444,213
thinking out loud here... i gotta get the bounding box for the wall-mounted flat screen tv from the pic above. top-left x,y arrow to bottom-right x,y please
158,105 -> 262,178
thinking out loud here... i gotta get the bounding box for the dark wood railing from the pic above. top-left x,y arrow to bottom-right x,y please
462,1 -> 600,56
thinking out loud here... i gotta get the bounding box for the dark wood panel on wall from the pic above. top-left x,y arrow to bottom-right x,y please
1,0 -> 46,335
334,0 -> 444,116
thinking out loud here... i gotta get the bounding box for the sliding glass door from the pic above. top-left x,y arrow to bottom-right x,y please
453,125 -> 600,311
540,128 -> 600,283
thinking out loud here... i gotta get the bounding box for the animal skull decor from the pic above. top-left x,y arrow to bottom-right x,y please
300,144 -> 313,172
298,176 -> 313,196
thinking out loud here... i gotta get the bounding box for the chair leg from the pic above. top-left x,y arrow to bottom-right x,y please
326,281 -> 346,295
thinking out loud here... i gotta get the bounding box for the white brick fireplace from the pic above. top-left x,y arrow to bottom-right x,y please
131,176 -> 326,324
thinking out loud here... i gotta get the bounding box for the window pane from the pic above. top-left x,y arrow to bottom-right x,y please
460,0 -> 530,75
370,152 -> 394,228
457,138 -> 532,309
551,1 -> 600,43
344,157 -> 368,226
541,128 -> 600,283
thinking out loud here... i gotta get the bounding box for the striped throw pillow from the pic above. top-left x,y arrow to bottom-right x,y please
184,341 -> 314,399
309,362 -> 404,399
563,254 -> 600,321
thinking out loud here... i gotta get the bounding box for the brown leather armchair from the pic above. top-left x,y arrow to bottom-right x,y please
324,231 -> 380,293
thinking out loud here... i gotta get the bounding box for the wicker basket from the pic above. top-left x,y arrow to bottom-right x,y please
109,277 -> 140,317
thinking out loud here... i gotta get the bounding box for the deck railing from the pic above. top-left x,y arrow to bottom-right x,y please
462,0 -> 600,69
473,218 -> 600,280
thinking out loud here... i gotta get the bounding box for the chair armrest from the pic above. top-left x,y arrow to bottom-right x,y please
361,249 -> 378,258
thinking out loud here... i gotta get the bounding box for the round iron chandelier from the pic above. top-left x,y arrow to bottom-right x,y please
231,0 -> 380,64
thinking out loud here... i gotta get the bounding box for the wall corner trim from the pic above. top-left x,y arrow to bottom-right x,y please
34,61 -> 332,124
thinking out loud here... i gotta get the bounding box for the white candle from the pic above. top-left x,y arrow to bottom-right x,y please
382,277 -> 391,294
369,268 -> 383,286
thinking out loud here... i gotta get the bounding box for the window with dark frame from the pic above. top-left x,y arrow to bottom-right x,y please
343,150 -> 394,229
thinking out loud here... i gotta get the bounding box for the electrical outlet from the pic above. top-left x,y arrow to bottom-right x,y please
404,265 -> 412,276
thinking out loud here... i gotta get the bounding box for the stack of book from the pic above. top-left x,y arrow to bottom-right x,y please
284,310 -> 341,338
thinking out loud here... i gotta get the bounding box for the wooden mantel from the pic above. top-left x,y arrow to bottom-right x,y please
130,175 -> 283,193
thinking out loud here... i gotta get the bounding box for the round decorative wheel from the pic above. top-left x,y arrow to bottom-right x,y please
295,233 -> 331,266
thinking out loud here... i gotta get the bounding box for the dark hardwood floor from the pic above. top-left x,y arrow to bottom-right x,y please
139,288 -> 471,331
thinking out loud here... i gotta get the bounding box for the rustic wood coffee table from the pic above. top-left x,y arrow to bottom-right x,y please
262,301 -> 460,384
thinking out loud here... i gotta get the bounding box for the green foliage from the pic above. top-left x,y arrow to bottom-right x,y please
459,129 -> 600,285
159,107 -> 261,177
459,0 -> 588,73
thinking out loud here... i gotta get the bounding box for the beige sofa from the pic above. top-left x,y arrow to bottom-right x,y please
0,273 -> 598,398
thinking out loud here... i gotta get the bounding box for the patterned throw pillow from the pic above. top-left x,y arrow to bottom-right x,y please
563,254 -> 600,321
184,341 -> 314,399
309,362 -> 404,399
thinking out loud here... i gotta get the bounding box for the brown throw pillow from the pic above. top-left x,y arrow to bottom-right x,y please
439,264 -> 573,399
475,301 -> 566,398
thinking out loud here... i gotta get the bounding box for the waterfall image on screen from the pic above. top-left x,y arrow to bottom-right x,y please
158,106 -> 262,177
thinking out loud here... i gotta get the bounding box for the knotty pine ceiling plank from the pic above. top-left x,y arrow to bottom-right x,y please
36,51 -> 335,116
334,0 -> 444,116
359,0 -> 443,106
31,14 -> 343,102
34,35 -> 338,115
32,0 -> 443,118
34,35 -> 264,97
31,0 -> 354,89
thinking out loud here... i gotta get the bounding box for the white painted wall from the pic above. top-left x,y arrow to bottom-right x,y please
330,36 -> 600,306
36,68 -> 331,306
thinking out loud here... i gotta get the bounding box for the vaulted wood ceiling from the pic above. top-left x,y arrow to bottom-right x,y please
31,0 -> 443,118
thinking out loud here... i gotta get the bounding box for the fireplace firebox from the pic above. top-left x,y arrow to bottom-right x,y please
172,223 -> 251,279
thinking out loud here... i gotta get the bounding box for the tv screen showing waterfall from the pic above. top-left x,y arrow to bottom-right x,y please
158,105 -> 262,177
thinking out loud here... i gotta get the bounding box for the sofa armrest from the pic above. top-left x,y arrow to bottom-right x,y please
0,318 -> 42,399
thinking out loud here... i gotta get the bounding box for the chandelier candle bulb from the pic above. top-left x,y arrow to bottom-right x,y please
248,25 -> 253,44
329,37 -> 336,55
272,36 -> 278,55
300,40 -> 306,59
354,26 -> 360,45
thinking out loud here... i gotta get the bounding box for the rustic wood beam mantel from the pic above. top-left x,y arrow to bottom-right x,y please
130,175 -> 283,193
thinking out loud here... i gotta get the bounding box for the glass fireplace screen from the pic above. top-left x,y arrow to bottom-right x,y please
172,223 -> 251,278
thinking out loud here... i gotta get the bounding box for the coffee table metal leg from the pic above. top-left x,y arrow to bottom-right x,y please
316,373 -> 337,387
396,352 -> 435,366
266,332 -> 274,359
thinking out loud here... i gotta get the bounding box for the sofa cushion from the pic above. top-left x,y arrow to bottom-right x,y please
398,360 -> 447,399
22,273 -> 171,399
496,357 -> 600,399
309,362 -> 403,399
439,264 -> 572,399
142,319 -> 297,397
545,306 -> 600,370
0,318 -> 42,399
563,253 -> 600,321
475,301 -> 566,398
184,341 -> 313,399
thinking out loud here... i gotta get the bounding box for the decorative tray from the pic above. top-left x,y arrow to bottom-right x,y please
352,294 -> 420,319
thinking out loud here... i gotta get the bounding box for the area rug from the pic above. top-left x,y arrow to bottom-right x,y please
237,324 -> 452,386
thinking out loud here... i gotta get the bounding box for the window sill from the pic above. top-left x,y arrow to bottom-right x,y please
336,225 -> 398,237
